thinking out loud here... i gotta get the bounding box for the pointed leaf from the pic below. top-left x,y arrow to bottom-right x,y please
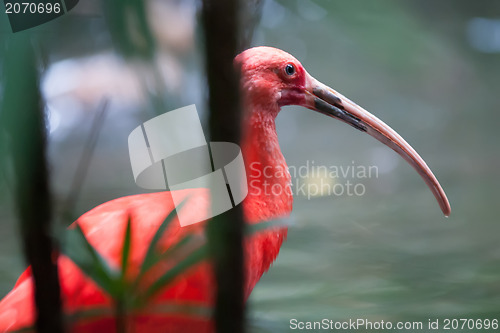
142,244 -> 208,302
120,216 -> 132,280
245,218 -> 290,236
133,233 -> 196,294
157,234 -> 195,262
63,223 -> 120,297
139,199 -> 187,277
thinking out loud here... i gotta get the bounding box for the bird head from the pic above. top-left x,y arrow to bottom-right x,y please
235,46 -> 450,216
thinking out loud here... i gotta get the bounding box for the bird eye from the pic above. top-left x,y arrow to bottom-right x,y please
285,64 -> 295,76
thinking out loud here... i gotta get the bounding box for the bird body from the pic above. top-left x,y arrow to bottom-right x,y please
0,189 -> 287,332
0,47 -> 449,332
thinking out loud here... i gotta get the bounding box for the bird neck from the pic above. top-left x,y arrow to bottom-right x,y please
240,105 -> 293,224
239,105 -> 291,297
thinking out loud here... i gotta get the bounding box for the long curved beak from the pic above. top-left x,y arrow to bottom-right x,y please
305,76 -> 451,216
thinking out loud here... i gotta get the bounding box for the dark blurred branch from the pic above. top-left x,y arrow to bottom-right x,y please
239,0 -> 263,50
201,0 -> 245,332
1,34 -> 64,333
62,99 -> 108,222
103,0 -> 155,59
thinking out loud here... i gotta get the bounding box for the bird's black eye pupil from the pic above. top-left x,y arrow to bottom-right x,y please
285,64 -> 295,76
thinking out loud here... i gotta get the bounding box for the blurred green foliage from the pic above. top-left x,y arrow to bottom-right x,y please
61,200 -> 210,326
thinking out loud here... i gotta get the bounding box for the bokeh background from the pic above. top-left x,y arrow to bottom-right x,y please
1,0 -> 499,331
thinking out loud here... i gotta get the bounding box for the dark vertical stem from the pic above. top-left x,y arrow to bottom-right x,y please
62,99 -> 108,222
201,0 -> 245,332
114,297 -> 126,333
1,34 -> 64,333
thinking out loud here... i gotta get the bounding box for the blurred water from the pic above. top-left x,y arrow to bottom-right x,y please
247,1 -> 500,331
1,0 -> 500,332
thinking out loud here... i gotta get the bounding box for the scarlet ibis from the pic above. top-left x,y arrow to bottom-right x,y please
0,46 -> 450,332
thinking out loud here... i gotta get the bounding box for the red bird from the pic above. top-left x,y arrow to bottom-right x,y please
0,47 -> 450,332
